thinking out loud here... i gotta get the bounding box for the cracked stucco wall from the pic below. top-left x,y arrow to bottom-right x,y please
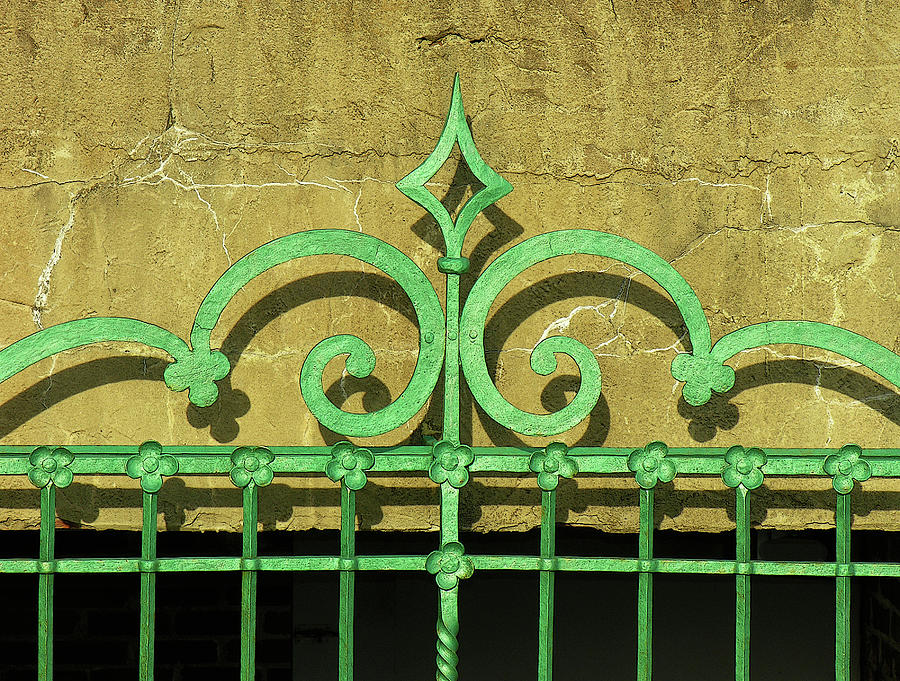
0,0 -> 898,533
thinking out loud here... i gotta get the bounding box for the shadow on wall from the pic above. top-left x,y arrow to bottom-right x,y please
0,160 -> 897,528
3,476 -> 900,533
0,157 -> 895,447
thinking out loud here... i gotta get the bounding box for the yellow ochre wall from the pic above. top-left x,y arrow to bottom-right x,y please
0,0 -> 897,532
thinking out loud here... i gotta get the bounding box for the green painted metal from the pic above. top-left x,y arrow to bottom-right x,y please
637,487 -> 654,681
0,75 -> 898,681
396,73 -> 513,261
38,484 -> 55,681
734,486 -> 751,681
139,490 -> 158,681
339,482 -> 356,681
538,489 -> 556,681
835,493 -> 852,681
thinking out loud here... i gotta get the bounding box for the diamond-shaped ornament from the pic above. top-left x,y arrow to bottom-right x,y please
396,74 -> 513,258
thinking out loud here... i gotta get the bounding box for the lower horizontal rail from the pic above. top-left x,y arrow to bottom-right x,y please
1,555 -> 898,576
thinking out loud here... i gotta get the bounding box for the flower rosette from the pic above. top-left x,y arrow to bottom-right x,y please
721,446 -> 767,490
627,441 -> 676,489
325,441 -> 375,491
425,541 -> 475,590
428,440 -> 475,488
824,444 -> 871,494
529,442 -> 578,491
126,441 -> 178,493
229,446 -> 275,488
28,446 -> 74,489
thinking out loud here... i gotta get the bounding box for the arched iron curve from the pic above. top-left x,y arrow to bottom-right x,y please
0,231 -> 446,438
0,75 -> 896,439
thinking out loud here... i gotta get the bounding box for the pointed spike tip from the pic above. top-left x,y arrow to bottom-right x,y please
451,73 -> 463,109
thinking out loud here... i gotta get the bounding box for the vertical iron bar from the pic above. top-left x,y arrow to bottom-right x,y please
637,488 -> 654,681
436,269 -> 462,681
241,483 -> 259,681
436,482 -> 460,681
437,586 -> 460,681
735,486 -> 751,681
443,274 -> 461,444
440,484 -> 460,544
38,484 -> 55,681
538,489 -> 557,681
835,493 -> 851,681
339,482 -> 356,681
140,491 -> 158,681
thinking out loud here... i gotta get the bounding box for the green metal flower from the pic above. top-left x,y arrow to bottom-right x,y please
230,446 -> 275,488
721,446 -> 767,490
126,441 -> 178,493
671,353 -> 736,406
429,440 -> 475,488
325,441 -> 375,490
824,444 -> 871,494
627,441 -> 676,489
426,541 -> 475,590
28,446 -> 74,489
529,442 -> 578,491
163,348 -> 231,407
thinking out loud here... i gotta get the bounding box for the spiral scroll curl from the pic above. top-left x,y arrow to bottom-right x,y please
460,229 -> 712,436
190,230 -> 446,437
0,231 -> 444,437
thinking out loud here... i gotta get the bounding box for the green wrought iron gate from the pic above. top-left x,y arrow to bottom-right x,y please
1,76 -> 899,680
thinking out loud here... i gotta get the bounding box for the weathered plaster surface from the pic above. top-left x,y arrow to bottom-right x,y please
0,0 -> 897,531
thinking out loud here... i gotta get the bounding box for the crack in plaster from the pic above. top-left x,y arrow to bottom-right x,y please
32,196 -> 77,330
761,175 -> 773,224
116,127 -> 398,266
40,355 -> 57,409
737,346 -> 897,445
323,176 -> 365,232
640,177 -> 762,192
22,168 -> 51,181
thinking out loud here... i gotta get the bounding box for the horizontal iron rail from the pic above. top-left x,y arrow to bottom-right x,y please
2,447 -> 900,475
1,556 -> 898,577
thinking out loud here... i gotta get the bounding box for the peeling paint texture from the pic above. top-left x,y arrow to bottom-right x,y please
0,0 -> 897,532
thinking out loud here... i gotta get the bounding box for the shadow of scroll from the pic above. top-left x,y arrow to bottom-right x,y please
483,271 -> 692,380
316,374 -> 394,446
187,271 -> 418,442
474,375 -> 612,448
679,359 -> 900,443
464,271 -> 689,446
0,356 -> 169,439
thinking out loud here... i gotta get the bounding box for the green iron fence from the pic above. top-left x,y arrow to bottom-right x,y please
1,75 -> 899,680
